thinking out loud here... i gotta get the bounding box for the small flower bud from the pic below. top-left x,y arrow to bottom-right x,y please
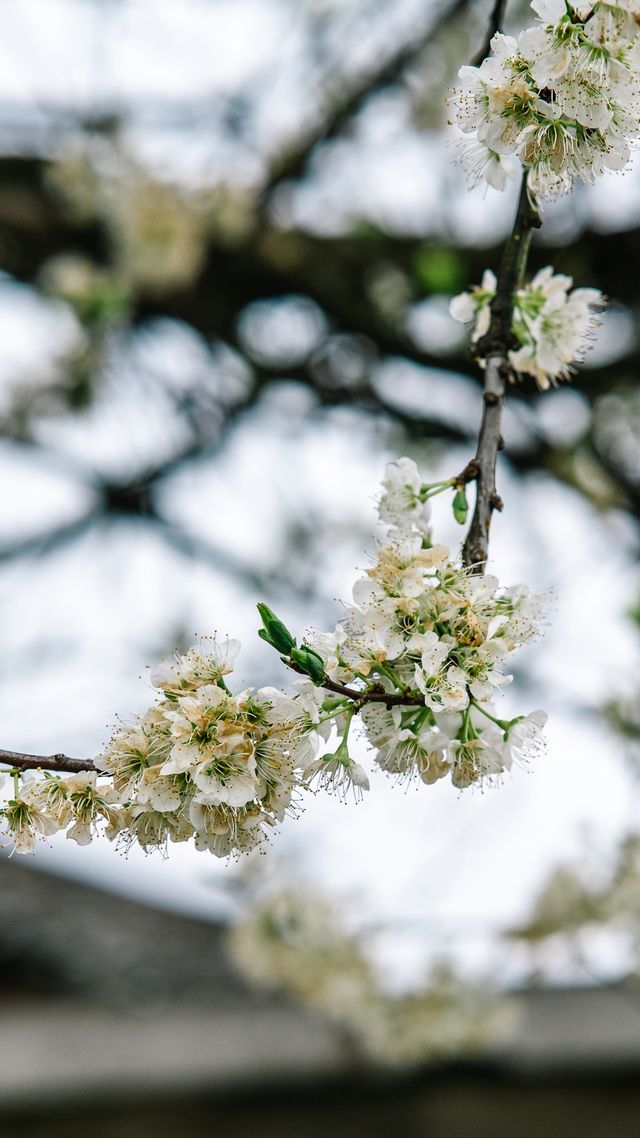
452,488 -> 469,525
257,603 -> 296,654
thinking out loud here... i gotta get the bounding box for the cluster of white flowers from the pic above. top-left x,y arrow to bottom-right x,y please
450,265 -> 604,388
449,0 -> 640,199
228,886 -> 508,1064
509,832 -> 640,979
0,771 -> 123,855
304,456 -> 547,792
0,642 -> 327,858
0,458 -> 547,856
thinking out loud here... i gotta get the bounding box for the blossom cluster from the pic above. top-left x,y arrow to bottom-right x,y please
0,646 -> 327,857
0,457 -> 547,857
228,886 -> 507,1064
449,1 -> 640,199
303,456 -> 547,792
450,265 -> 604,388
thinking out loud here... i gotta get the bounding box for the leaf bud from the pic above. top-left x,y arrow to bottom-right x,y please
256,603 -> 296,654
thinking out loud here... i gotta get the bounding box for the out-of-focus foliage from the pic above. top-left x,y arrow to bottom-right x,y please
228,882 -> 510,1064
508,832 -> 640,983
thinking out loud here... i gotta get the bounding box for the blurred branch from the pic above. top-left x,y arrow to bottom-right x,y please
472,0 -> 508,66
155,518 -> 283,595
0,154 -> 637,405
0,150 -> 637,543
0,512 -> 97,563
260,0 -> 472,200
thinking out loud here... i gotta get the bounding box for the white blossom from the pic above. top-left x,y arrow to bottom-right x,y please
448,2 -> 640,199
378,457 -> 431,537
304,749 -> 371,801
375,725 -> 450,785
450,265 -> 604,389
150,637 -> 240,693
454,137 -> 521,191
502,710 -> 548,768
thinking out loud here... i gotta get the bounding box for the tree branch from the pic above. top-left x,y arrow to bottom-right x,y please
286,659 -> 422,708
321,678 -> 423,708
461,177 -> 540,572
0,676 -> 424,784
0,749 -> 96,775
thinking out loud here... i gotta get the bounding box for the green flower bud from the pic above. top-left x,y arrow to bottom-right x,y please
452,487 -> 468,525
256,603 -> 296,654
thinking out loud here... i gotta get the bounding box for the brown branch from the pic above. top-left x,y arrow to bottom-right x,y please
286,659 -> 422,708
0,749 -> 96,775
0,677 -> 425,786
461,177 -> 540,572
321,677 -> 423,708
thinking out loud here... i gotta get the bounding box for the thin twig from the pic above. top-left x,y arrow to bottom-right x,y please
287,660 -> 422,708
0,749 -> 96,776
461,177 -> 540,572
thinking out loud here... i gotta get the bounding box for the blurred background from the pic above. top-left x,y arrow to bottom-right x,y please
2,0 -> 640,1134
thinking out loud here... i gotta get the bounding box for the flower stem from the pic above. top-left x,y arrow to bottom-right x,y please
471,699 -> 509,732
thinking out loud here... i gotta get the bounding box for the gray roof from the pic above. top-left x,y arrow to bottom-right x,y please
0,854 -> 257,1009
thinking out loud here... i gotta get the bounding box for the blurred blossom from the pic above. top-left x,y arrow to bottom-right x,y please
237,296 -> 327,366
406,295 -> 468,355
228,884 -> 510,1065
535,389 -> 591,448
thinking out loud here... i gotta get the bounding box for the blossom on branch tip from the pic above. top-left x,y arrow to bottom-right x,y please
448,3 -> 640,199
